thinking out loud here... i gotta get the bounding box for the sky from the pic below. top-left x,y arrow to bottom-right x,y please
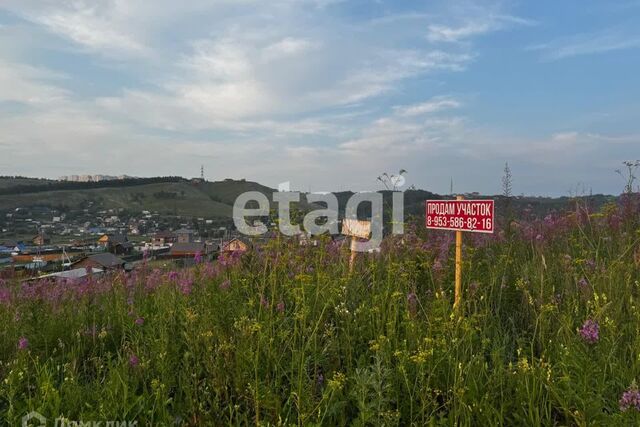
0,0 -> 639,196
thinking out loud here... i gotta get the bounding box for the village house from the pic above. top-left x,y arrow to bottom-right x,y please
151,231 -> 176,247
31,233 -> 51,246
72,253 -> 125,271
97,233 -> 133,255
174,228 -> 195,243
169,242 -> 206,259
221,237 -> 249,253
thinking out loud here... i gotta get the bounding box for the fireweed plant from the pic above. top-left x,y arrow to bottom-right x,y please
1,194 -> 640,425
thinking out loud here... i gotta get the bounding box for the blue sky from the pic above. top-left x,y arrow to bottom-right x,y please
0,0 -> 639,196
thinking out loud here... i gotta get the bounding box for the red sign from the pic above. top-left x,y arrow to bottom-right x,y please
426,199 -> 494,233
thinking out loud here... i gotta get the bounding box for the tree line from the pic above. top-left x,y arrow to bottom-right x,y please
0,176 -> 186,195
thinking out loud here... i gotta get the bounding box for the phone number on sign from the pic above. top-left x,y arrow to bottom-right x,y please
427,216 -> 492,230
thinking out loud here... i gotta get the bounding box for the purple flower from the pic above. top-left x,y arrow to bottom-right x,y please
406,292 -> 417,316
260,295 -> 269,308
317,372 -> 324,387
276,301 -> 285,313
468,281 -> 480,295
432,260 -> 443,273
577,278 -> 592,300
18,337 -> 29,350
135,317 -> 144,326
0,287 -> 11,305
620,384 -> 640,412
579,319 -> 599,344
129,354 -> 140,367
219,279 -> 231,291
194,251 -> 203,264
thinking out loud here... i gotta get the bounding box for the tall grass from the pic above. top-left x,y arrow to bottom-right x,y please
1,196 -> 640,425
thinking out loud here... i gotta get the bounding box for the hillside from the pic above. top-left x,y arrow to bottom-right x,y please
0,176 -> 55,189
0,178 -> 276,218
0,176 -> 618,220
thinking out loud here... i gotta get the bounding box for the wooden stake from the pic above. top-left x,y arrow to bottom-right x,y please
453,195 -> 464,311
349,237 -> 357,272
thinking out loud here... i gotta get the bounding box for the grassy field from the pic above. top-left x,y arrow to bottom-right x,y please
0,180 -> 276,217
0,177 -> 54,189
1,195 -> 640,425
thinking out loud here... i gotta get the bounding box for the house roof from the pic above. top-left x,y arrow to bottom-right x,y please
222,237 -> 250,249
154,231 -> 175,238
81,253 -> 125,268
170,242 -> 205,254
39,267 -> 103,279
100,233 -> 128,244
174,228 -> 194,235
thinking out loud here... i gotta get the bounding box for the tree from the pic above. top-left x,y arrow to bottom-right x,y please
502,162 -> 512,198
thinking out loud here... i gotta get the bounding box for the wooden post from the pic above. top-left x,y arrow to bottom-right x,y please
453,195 -> 463,311
349,237 -> 357,272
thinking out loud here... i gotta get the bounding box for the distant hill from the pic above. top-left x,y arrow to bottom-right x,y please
0,176 -> 55,189
0,176 -> 618,220
0,178 -> 275,218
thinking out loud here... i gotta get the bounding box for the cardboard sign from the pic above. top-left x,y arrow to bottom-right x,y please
425,199 -> 494,233
342,218 -> 371,239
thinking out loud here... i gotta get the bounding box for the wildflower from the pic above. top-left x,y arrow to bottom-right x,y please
135,317 -> 144,326
406,292 -> 417,316
577,277 -> 589,290
0,288 -> 10,305
129,354 -> 140,367
179,278 -> 193,295
328,372 -> 346,391
98,328 -> 108,339
468,281 -> 480,296
18,337 -> 29,350
579,319 -> 599,344
432,259 -> 443,273
317,372 -> 324,387
276,301 -> 285,313
260,295 -> 269,308
194,251 -> 203,264
619,382 -> 640,412
219,279 -> 231,291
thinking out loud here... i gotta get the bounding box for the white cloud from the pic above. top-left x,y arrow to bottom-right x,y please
393,96 -> 461,116
529,29 -> 640,60
1,0 -> 152,57
38,10 -> 147,55
10,0 -> 631,195
427,14 -> 535,43
0,60 -> 69,105
338,98 -> 466,155
262,37 -> 318,60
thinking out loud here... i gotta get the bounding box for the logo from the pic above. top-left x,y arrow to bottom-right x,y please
22,411 -> 46,427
